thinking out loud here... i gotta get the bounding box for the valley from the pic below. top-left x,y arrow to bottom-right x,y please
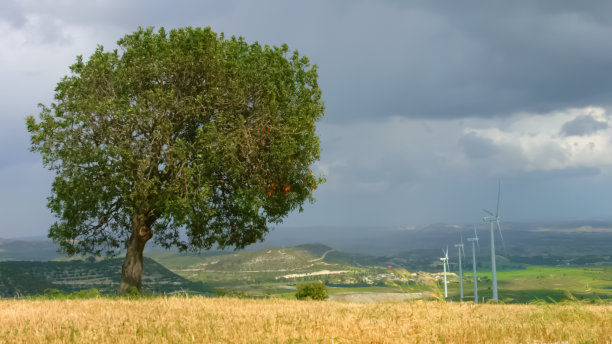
2,222 -> 612,303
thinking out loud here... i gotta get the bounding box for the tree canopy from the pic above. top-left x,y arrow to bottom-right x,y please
26,27 -> 324,291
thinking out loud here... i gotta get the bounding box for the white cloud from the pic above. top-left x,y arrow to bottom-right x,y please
467,107 -> 612,172
316,106 -> 612,195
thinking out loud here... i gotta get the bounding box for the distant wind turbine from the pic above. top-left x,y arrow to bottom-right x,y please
440,246 -> 449,299
454,232 -> 465,300
482,180 -> 505,301
466,225 -> 480,303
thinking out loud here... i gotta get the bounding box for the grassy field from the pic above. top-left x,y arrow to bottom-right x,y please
451,265 -> 612,303
1,297 -> 611,343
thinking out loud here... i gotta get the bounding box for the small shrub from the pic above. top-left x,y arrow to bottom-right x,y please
70,288 -> 101,299
43,288 -> 61,297
295,282 -> 328,301
38,288 -> 101,300
124,286 -> 141,299
216,289 -> 246,298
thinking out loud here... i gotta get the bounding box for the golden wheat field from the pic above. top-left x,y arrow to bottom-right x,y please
1,297 -> 611,343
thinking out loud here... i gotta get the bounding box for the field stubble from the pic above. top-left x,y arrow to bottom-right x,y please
1,297 -> 611,343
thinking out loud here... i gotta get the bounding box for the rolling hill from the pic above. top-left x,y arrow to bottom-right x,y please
0,257 -> 212,297
147,243 -> 357,285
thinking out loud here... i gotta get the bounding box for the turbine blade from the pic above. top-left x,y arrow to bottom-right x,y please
496,219 -> 507,254
483,209 -> 494,216
495,179 -> 501,217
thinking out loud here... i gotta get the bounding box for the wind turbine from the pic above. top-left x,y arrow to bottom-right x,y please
440,246 -> 449,299
483,180 -> 505,301
454,232 -> 465,300
466,225 -> 480,303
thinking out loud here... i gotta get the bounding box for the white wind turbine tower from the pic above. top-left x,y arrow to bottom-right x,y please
440,246 -> 450,299
454,232 -> 465,300
482,180 -> 505,301
466,225 -> 480,303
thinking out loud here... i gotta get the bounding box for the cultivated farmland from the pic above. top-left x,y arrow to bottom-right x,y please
0,297 -> 611,343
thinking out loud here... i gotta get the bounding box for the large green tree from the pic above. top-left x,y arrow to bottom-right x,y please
26,27 -> 324,294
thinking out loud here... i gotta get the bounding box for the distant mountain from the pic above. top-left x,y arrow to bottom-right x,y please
257,222 -> 612,257
0,239 -> 64,261
3,221 -> 612,270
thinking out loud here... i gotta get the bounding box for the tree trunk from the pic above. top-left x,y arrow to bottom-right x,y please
119,215 -> 153,295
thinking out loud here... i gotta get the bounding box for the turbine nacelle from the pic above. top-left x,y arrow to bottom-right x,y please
483,215 -> 497,222
454,243 -> 465,257
440,247 -> 449,264
467,225 -> 480,245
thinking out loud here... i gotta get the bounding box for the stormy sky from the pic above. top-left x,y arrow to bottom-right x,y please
2,0 -> 612,238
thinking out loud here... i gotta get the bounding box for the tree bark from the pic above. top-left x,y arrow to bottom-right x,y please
119,215 -> 153,295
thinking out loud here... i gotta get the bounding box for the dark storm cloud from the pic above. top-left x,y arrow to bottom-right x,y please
560,115 -> 608,136
7,1 -> 612,122
293,0 -> 612,121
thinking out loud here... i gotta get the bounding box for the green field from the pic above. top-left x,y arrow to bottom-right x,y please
444,265 -> 612,303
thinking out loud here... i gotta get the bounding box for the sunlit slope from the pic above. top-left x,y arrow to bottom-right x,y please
148,244 -> 355,283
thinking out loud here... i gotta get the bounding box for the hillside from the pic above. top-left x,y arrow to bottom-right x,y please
251,222 -> 612,266
0,258 -> 212,297
2,241 -> 612,303
148,243 -> 356,285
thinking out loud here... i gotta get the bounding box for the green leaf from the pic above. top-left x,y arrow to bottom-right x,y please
26,26 -> 325,255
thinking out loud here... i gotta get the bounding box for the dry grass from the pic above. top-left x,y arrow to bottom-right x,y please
1,297 -> 611,343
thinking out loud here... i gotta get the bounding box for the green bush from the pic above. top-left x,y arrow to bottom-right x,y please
38,288 -> 101,300
123,286 -> 142,299
216,289 -> 246,298
295,282 -> 328,300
